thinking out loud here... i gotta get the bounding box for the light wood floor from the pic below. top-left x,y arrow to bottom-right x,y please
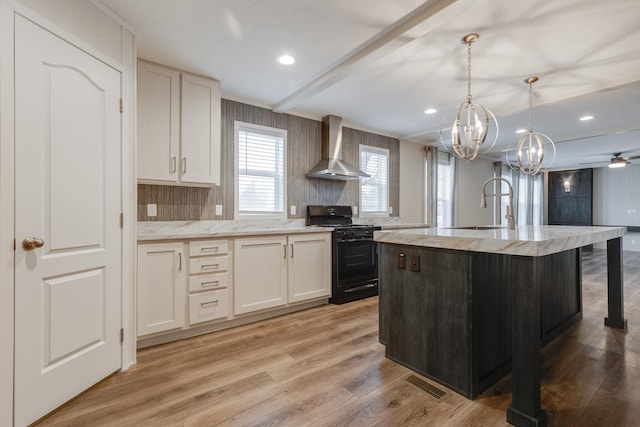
36,249 -> 640,427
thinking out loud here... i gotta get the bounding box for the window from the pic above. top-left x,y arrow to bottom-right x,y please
436,151 -> 454,227
360,145 -> 389,216
235,122 -> 286,218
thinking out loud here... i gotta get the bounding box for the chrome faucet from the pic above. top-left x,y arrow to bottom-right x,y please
481,177 -> 515,230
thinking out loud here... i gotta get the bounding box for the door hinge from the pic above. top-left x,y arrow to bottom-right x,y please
13,239 -> 16,251
120,328 -> 124,343
120,213 -> 124,229
119,98 -> 123,113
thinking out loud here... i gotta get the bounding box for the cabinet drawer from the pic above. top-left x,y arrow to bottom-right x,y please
190,240 -> 228,257
189,272 -> 228,292
189,255 -> 228,274
189,289 -> 228,324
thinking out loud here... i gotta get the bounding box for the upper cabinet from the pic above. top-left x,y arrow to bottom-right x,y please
137,60 -> 221,186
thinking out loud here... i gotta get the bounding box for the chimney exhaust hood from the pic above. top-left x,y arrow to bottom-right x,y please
306,115 -> 370,181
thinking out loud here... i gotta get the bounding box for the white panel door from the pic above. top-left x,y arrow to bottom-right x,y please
288,233 -> 332,303
234,236 -> 287,314
14,15 -> 122,426
137,60 -> 180,183
137,243 -> 186,336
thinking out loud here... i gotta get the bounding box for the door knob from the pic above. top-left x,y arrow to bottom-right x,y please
22,237 -> 44,251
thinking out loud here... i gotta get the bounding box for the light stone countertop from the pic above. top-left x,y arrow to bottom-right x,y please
138,218 -> 430,241
374,225 -> 626,257
137,220 -> 332,241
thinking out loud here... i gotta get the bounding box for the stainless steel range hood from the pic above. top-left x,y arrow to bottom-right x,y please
306,115 -> 370,181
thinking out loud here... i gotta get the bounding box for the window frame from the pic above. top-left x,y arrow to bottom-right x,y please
359,144 -> 390,217
234,121 -> 287,220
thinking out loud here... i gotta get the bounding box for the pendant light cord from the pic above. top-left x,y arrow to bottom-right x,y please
528,81 -> 533,132
467,41 -> 473,103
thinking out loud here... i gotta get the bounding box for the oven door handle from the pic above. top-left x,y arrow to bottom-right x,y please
337,238 -> 373,243
344,283 -> 377,293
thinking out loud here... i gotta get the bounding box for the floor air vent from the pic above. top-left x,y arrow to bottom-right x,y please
405,374 -> 448,400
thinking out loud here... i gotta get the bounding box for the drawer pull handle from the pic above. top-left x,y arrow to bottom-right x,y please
201,264 -> 219,270
201,280 -> 220,288
201,300 -> 219,308
201,247 -> 220,252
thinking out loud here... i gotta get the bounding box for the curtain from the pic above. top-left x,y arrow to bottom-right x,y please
501,164 -> 544,225
424,146 -> 438,226
425,146 -> 455,227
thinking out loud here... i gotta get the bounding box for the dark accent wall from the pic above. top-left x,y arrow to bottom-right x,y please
138,99 -> 400,220
548,169 -> 593,226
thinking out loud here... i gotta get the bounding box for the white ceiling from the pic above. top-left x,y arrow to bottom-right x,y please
100,0 -> 640,170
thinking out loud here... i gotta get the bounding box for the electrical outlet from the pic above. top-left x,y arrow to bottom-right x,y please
353,206 -> 358,215
389,206 -> 393,214
398,253 -> 406,269
147,204 -> 157,217
215,205 -> 223,216
410,255 -> 420,272
290,205 -> 296,216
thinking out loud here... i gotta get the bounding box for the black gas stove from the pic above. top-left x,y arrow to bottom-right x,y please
306,205 -> 380,304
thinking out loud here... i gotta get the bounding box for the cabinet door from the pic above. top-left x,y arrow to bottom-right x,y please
180,72 -> 221,185
288,233 -> 332,302
234,236 -> 287,314
137,60 -> 180,183
137,242 -> 186,336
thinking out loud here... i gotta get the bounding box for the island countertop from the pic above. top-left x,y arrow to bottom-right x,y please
374,225 -> 626,257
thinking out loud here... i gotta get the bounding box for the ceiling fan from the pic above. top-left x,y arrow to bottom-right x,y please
607,152 -> 640,168
579,152 -> 640,169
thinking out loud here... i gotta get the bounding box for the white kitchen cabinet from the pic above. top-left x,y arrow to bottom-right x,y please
288,233 -> 331,303
188,239 -> 230,325
137,60 -> 220,186
137,242 -> 186,336
234,236 -> 288,315
234,232 -> 331,315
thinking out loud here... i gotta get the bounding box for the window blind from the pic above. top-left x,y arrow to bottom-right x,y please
236,124 -> 285,216
360,145 -> 389,214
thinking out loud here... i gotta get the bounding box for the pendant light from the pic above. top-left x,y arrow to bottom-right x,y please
507,76 -> 555,175
447,33 -> 498,161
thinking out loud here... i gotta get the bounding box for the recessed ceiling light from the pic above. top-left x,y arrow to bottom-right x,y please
515,129 -> 527,134
277,54 -> 295,65
424,108 -> 437,114
579,115 -> 594,121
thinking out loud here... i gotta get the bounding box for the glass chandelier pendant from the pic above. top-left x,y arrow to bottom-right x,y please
450,33 -> 496,161
515,76 -> 555,175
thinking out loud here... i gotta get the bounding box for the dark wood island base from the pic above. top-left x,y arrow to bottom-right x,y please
375,227 -> 627,427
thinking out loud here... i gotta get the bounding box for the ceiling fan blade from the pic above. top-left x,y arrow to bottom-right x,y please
624,155 -> 640,160
578,161 -> 608,166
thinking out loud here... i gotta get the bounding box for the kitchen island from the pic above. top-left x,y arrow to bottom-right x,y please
375,225 -> 626,427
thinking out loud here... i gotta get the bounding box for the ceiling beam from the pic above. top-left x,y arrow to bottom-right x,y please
272,0 -> 458,113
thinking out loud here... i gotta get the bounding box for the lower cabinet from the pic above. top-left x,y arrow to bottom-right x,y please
288,233 -> 331,303
234,233 -> 331,315
187,239 -> 230,325
234,236 -> 288,315
137,242 -> 186,336
137,231 -> 331,341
